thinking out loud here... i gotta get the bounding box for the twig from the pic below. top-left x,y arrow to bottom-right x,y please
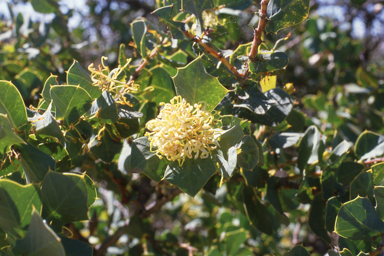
241,0 -> 270,82
141,187 -> 182,218
370,235 -> 384,256
128,46 -> 159,84
248,0 -> 270,62
364,157 -> 384,166
183,31 -> 243,81
94,219 -> 130,256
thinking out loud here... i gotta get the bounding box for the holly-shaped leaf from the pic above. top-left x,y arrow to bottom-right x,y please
67,60 -> 102,99
335,197 -> 384,240
13,209 -> 65,256
266,0 -> 310,34
30,103 -> 64,141
14,142 -> 55,184
50,85 -> 93,126
0,180 -> 41,240
249,52 -> 289,73
0,114 -> 26,155
152,5 -> 187,40
41,75 -> 58,105
173,57 -> 228,112
0,81 -> 28,130
165,157 -> 216,197
131,19 -> 148,58
41,171 -> 89,231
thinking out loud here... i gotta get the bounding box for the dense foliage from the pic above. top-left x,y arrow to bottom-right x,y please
1,0 -> 384,255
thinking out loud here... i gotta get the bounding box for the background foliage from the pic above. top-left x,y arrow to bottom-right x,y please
1,0 -> 384,255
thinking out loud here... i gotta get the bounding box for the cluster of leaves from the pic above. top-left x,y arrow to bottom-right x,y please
1,0 -> 384,255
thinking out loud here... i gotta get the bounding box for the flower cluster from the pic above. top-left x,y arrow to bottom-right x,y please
145,96 -> 220,166
88,56 -> 139,96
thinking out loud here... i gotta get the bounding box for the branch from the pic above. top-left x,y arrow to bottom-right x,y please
94,219 -> 130,256
369,235 -> 384,256
141,187 -> 182,218
183,31 -> 243,81
364,157 -> 384,166
248,0 -> 270,62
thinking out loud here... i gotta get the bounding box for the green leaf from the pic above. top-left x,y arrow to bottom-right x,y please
266,0 -> 310,34
267,176 -> 284,214
14,142 -> 55,184
30,103 -> 64,141
118,44 -> 128,66
236,135 -> 261,170
60,237 -> 93,256
152,5 -> 187,40
50,85 -> 93,126
350,171 -> 374,204
182,0 -> 214,35
229,42 -> 252,65
30,0 -> 59,14
249,52 -> 289,73
321,165 -> 338,200
325,196 -> 343,232
165,157 -> 216,197
337,162 -> 364,186
67,60 -> 102,99
216,146 -> 237,178
84,174 -> 97,208
89,129 -> 122,163
129,137 -> 167,182
355,131 -> 384,161
41,75 -> 58,105
225,228 -> 248,256
0,81 -> 28,130
335,197 -> 384,240
0,114 -> 26,155
243,186 -> 282,235
374,186 -> 384,222
12,69 -> 43,99
339,248 -> 354,256
235,86 -> 293,126
327,140 -> 352,168
297,125 -> 322,171
42,171 -> 89,230
13,209 -> 65,256
0,180 -> 41,239
173,57 -> 228,112
268,132 -> 302,148
308,193 -> 331,244
113,104 -> 141,138
131,19 -> 148,58
283,245 -> 310,256
356,67 -> 379,88
372,163 -> 384,185
36,143 -> 71,173
149,66 -> 176,105
87,91 -> 119,124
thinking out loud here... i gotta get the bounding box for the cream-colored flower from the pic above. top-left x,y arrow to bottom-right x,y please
145,96 -> 220,166
88,56 -> 139,96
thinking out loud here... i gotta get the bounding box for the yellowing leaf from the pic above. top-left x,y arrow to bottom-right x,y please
260,75 -> 276,92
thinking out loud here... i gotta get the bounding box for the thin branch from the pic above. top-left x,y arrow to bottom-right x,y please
369,235 -> 384,256
183,31 -> 243,81
94,219 -> 130,256
248,0 -> 270,62
141,187 -> 182,218
364,157 -> 384,166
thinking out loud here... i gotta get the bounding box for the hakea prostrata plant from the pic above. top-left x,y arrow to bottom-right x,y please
88,56 -> 139,97
145,96 -> 221,166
